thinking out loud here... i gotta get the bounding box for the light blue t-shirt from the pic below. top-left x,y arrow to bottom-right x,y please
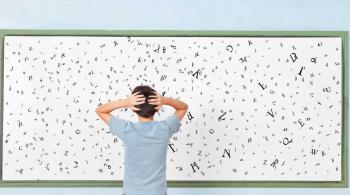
108,114 -> 181,195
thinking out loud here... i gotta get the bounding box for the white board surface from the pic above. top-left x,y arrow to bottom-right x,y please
2,36 -> 343,181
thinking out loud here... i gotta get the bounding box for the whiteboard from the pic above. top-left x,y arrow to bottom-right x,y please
2,35 -> 343,181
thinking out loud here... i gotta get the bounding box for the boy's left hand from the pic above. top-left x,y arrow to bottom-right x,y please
126,91 -> 145,111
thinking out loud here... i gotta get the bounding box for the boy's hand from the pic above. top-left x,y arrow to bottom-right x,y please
148,91 -> 163,112
127,91 -> 145,111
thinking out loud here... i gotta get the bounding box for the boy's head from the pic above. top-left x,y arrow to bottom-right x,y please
131,85 -> 158,118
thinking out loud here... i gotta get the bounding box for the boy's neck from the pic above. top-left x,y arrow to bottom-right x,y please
138,116 -> 154,123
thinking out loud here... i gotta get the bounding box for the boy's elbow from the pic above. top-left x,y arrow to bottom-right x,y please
184,103 -> 189,109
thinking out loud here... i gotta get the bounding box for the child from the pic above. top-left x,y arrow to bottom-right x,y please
95,85 -> 188,195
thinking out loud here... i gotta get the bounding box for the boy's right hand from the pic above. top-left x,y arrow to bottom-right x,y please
147,91 -> 163,112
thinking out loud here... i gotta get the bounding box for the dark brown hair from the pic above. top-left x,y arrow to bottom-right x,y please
131,85 -> 157,118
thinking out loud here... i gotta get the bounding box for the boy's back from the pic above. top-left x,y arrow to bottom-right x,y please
109,114 -> 181,195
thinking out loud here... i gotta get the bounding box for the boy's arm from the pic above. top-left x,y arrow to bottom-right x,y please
162,96 -> 188,120
95,98 -> 129,125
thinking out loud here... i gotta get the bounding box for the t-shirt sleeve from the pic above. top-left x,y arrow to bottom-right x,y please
108,115 -> 128,140
165,114 -> 181,137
